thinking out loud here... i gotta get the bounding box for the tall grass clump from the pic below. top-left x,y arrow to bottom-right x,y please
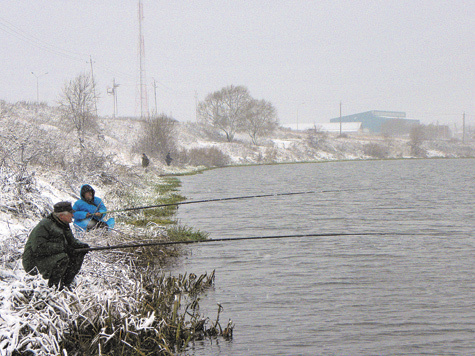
59,271 -> 233,355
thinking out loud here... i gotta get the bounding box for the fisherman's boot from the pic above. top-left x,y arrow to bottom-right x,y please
60,253 -> 86,290
47,276 -> 61,289
60,270 -> 77,291
48,256 -> 69,290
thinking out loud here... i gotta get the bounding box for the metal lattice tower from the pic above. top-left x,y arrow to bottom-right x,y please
137,0 -> 149,119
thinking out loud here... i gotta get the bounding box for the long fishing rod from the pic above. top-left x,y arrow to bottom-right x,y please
76,231 -> 413,253
105,188 -> 367,214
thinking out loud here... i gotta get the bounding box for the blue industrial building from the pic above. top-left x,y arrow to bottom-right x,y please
330,110 -> 420,133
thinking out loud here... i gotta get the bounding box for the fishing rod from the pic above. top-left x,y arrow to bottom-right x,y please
105,188 -> 368,214
76,231 -> 413,253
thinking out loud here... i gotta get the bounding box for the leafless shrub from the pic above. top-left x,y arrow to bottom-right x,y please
178,147 -> 230,167
133,114 -> 178,163
0,118 -> 67,208
363,143 -> 389,159
307,129 -> 327,150
0,167 -> 52,217
409,125 -> 427,157
1,120 -> 66,169
0,100 -> 10,118
59,73 -> 99,149
263,146 -> 278,163
62,143 -> 116,183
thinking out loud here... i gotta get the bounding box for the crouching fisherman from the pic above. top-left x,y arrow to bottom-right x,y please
73,184 -> 115,231
22,201 -> 90,290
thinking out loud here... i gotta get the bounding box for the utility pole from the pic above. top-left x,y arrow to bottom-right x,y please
88,56 -> 98,117
195,91 -> 198,122
295,102 -> 305,131
462,112 -> 466,143
107,78 -> 120,117
152,78 -> 158,115
339,101 -> 343,136
296,107 -> 299,131
31,71 -> 48,103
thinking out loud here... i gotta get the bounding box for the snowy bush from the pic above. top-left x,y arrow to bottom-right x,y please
179,147 -> 230,167
363,143 -> 389,159
133,114 -> 178,163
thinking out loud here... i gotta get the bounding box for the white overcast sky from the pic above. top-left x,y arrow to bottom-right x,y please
1,1 -> 473,126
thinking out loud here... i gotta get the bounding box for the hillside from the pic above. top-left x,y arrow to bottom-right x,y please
2,100 -> 475,172
100,113 -> 475,169
0,101 -> 474,354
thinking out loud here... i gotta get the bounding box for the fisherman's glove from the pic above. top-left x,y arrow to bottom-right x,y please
74,242 -> 90,255
66,242 -> 90,256
65,244 -> 77,256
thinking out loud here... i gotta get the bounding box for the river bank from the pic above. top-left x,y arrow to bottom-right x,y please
0,102 -> 474,354
0,170 -> 231,355
1,154 -> 473,354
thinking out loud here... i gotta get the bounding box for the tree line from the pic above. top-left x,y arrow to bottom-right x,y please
1,73 -> 279,175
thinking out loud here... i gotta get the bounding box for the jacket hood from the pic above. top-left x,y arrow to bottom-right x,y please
80,184 -> 95,201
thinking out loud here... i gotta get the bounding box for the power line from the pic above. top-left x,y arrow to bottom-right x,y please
0,14 -> 177,108
0,16 -> 86,62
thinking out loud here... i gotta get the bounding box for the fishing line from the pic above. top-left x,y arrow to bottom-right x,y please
77,231 -> 423,253
105,188 -> 369,214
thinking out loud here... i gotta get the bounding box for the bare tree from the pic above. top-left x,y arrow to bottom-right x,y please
0,118 -> 64,210
0,100 -> 8,119
134,114 -> 177,162
197,85 -> 251,142
59,73 -> 99,148
244,99 -> 278,145
409,124 -> 426,156
0,121 -> 59,170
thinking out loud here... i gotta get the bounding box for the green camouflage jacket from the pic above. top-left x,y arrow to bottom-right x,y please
22,213 -> 82,279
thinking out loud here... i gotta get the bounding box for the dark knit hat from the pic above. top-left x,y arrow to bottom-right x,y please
54,201 -> 75,213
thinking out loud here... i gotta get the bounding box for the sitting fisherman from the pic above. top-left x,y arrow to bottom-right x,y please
73,184 -> 115,231
142,153 -> 150,168
22,201 -> 90,290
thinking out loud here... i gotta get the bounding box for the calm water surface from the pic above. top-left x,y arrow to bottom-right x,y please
171,159 -> 474,355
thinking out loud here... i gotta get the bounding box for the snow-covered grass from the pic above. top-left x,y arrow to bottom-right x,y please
0,101 -> 473,354
0,169 -> 225,355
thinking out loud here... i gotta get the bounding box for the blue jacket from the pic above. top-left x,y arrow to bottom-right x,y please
73,184 -> 115,231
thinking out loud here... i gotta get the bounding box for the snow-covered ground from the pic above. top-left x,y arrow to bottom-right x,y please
0,101 -> 474,354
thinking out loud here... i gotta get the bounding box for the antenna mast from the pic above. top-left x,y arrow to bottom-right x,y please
107,78 -> 120,117
138,0 -> 148,119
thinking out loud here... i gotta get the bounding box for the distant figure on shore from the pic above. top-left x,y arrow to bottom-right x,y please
165,152 -> 173,166
22,201 -> 90,290
142,153 -> 150,168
